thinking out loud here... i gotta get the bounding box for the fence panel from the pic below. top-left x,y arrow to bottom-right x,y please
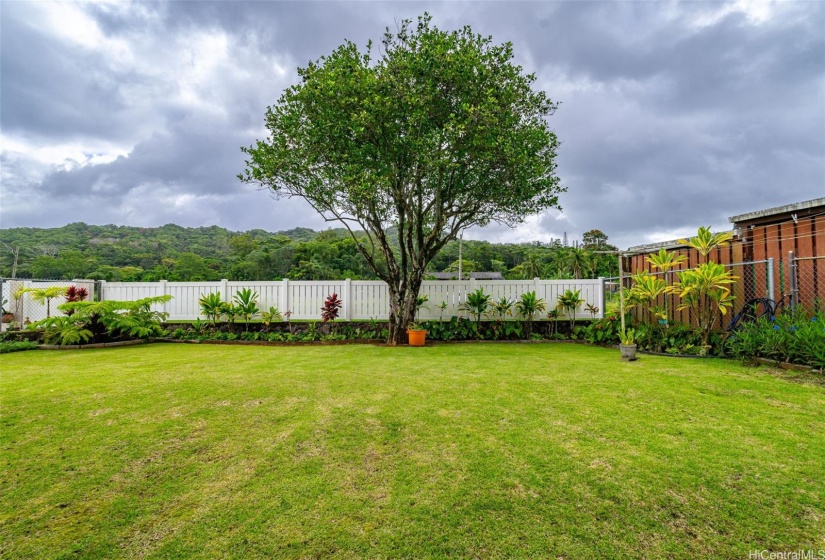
419,281 -> 467,320
792,255 -> 823,311
350,281 -> 389,320
165,283 -> 217,319
104,282 -> 164,304
287,281 -> 346,320
539,279 -> 604,320
1,278 -> 95,328
83,278 -> 611,323
227,281 -> 283,314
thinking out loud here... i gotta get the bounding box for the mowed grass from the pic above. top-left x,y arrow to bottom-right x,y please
1,344 -> 823,559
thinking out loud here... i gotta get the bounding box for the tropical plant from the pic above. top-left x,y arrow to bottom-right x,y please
64,286 -> 88,303
199,292 -> 224,325
63,286 -> 89,316
556,289 -> 585,329
491,297 -> 515,321
23,286 -> 67,318
546,308 -> 560,336
436,301 -> 448,322
32,295 -> 173,345
233,289 -> 260,331
619,328 -> 636,346
560,247 -> 591,279
261,307 -> 283,331
414,295 -> 429,322
626,273 -> 668,325
645,248 -> 686,272
219,302 -> 242,328
677,226 -> 734,259
34,316 -> 93,346
516,291 -> 546,338
321,293 -> 342,323
666,262 -> 737,347
725,308 -> 824,368
585,303 -> 599,319
460,289 -> 492,326
240,14 -> 563,344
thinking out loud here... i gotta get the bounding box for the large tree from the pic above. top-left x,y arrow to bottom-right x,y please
240,15 -> 563,344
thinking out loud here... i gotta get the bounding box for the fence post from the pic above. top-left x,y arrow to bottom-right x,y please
534,277 -> 540,297
766,258 -> 775,302
469,277 -> 477,295
221,279 -> 229,303
98,280 -> 106,302
597,277 -> 605,319
788,251 -> 796,310
281,278 -> 289,314
343,278 -> 351,321
160,279 -> 168,315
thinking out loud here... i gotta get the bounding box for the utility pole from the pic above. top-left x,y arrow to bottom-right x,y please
458,232 -> 464,280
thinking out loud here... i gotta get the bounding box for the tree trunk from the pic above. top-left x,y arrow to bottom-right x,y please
386,275 -> 424,346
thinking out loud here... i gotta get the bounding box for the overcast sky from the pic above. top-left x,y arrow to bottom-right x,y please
1,1 -> 823,249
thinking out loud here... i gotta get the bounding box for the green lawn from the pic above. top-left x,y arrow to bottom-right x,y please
1,344 -> 823,559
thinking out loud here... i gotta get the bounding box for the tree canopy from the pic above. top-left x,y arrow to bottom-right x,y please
240,14 -> 564,344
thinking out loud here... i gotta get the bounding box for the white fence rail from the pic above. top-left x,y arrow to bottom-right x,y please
100,278 -> 606,321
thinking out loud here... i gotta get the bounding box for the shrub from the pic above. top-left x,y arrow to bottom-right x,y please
726,308 -> 825,369
28,296 -> 172,346
0,341 -> 39,354
321,293 -> 342,322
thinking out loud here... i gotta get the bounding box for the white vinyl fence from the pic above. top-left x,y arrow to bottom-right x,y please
101,278 -> 606,321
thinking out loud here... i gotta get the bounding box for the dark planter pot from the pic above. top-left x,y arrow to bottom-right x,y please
619,343 -> 638,361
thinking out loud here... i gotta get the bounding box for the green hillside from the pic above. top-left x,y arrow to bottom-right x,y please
0,223 -> 616,281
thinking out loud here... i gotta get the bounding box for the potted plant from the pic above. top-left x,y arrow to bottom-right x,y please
619,328 -> 638,361
406,321 -> 427,347
407,296 -> 429,346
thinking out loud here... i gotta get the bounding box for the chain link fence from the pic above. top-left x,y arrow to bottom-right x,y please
0,279 -> 97,331
603,256 -> 823,328
790,255 -> 823,312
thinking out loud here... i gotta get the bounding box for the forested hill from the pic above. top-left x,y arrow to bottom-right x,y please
0,222 -> 617,281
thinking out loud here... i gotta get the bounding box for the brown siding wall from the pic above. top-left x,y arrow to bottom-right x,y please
627,209 -> 825,324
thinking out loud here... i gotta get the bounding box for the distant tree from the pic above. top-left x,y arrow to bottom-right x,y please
240,15 -> 563,344
171,253 -> 216,281
444,259 -> 479,275
582,229 -> 610,250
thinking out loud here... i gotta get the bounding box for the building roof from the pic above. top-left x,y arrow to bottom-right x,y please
625,233 -> 735,255
429,272 -> 460,280
469,272 -> 504,280
728,197 -> 825,225
427,271 -> 505,280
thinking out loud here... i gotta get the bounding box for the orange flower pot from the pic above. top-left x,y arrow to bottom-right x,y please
406,329 -> 427,347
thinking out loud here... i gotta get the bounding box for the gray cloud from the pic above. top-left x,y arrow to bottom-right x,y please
1,1 -> 823,249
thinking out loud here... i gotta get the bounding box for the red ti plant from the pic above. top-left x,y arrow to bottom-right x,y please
64,286 -> 89,316
321,293 -> 342,322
